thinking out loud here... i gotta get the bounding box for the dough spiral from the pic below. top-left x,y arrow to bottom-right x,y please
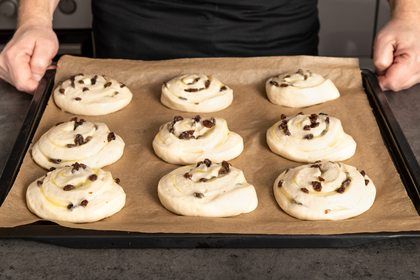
32,118 -> 125,170
266,69 -> 340,107
26,163 -> 126,223
158,159 -> 258,217
54,74 -> 133,116
153,115 -> 243,165
266,113 -> 356,162
161,74 -> 233,112
273,161 -> 376,220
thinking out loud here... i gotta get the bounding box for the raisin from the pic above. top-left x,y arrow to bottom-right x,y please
88,174 -> 98,181
63,184 -> 75,191
80,200 -> 88,207
311,181 -> 322,192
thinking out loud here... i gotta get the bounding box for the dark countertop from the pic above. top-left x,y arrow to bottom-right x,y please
0,63 -> 419,279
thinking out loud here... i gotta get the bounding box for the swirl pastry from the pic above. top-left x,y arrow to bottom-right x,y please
54,74 -> 133,116
26,163 -> 126,223
161,74 -> 233,113
266,69 -> 340,107
32,118 -> 125,170
266,113 -> 356,162
158,159 -> 258,217
153,115 -> 243,165
273,161 -> 376,220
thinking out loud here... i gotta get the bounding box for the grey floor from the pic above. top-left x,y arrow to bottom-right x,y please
0,238 -> 419,280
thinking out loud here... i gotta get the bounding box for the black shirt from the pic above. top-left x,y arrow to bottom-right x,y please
92,0 -> 319,60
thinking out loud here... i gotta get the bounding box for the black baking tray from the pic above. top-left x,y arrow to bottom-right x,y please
0,69 -> 418,248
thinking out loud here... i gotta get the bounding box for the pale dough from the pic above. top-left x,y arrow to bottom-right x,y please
266,69 -> 340,107
158,160 -> 258,217
54,74 -> 133,116
26,163 -> 126,223
273,161 -> 376,220
153,115 -> 243,165
161,74 -> 233,113
32,118 -> 125,170
266,113 -> 356,162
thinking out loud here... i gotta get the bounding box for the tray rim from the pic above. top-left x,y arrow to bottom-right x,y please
0,68 -> 418,248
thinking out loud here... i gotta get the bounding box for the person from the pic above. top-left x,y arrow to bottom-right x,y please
0,0 -> 419,93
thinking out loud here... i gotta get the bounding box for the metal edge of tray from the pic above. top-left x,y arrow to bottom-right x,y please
0,68 -> 418,249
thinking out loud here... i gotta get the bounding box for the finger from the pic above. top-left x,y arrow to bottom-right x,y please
377,54 -> 415,91
30,41 -> 56,82
8,51 -> 39,92
373,36 -> 395,75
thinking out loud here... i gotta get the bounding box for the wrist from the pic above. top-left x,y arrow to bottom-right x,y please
17,17 -> 53,29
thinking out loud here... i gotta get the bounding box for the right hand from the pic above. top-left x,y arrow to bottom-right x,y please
0,23 -> 58,93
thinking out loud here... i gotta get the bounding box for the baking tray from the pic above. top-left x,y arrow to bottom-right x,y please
0,69 -> 418,248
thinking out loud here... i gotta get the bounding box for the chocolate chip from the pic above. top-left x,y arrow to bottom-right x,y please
48,158 -> 61,164
66,143 -> 76,148
71,117 -> 85,130
325,117 -> 330,124
319,112 -> 328,116
49,167 -> 56,171
202,119 -> 215,128
173,116 -> 184,122
80,200 -> 88,207
324,209 -> 331,214
178,96 -> 188,100
280,83 -> 288,87
194,102 -> 199,105
67,203 -> 74,210
336,178 -> 351,193
91,75 -> 98,85
107,132 -> 116,142
269,80 -> 279,87
88,174 -> 98,181
82,87 -> 89,92
63,184 -> 75,191
309,114 -> 318,122
186,77 -> 200,85
199,178 -> 208,182
311,181 -> 322,192
300,188 -> 309,193
203,159 -> 212,167
120,83 -> 126,88
365,179 -> 370,186
204,79 -> 211,88
184,172 -> 192,179
310,122 -> 320,128
74,134 -> 84,145
292,199 -> 303,206
284,75 -> 291,78
70,76 -> 76,88
59,88 -> 65,94
360,170 -> 366,177
219,161 -> 230,175
78,80 -> 84,84
303,125 -> 311,131
178,130 -> 195,140
184,88 -> 199,92
310,164 -> 321,168
280,114 -> 287,120
277,180 -> 283,188
36,180 -> 43,187
336,186 -> 345,193
303,134 -> 314,140
193,192 -> 204,198
114,178 -> 120,184
193,115 -> 201,122
74,97 -> 82,101
297,69 -> 304,75
71,162 -> 87,173
104,81 -> 112,88
318,176 -> 325,182
304,74 -> 308,80
220,86 -> 227,91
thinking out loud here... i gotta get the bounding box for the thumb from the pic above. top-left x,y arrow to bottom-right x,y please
377,54 -> 414,91
30,41 -> 56,82
373,36 -> 395,75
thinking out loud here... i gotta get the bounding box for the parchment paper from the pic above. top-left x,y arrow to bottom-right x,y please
0,55 -> 419,235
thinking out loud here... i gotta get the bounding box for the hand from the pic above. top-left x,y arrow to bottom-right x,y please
0,23 -> 58,93
373,16 -> 420,92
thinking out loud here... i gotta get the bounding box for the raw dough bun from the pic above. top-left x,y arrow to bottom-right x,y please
266,113 -> 356,162
158,159 -> 258,217
161,74 -> 233,113
26,163 -> 126,223
153,115 -> 243,165
54,74 -> 132,116
273,161 -> 376,220
32,118 -> 125,170
266,69 -> 340,107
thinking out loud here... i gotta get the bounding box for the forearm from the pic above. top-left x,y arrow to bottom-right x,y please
389,0 -> 420,20
18,0 -> 60,28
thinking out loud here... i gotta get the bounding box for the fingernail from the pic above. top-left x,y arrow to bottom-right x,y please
33,74 -> 42,82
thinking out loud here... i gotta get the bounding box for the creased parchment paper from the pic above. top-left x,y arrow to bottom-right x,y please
0,55 -> 419,235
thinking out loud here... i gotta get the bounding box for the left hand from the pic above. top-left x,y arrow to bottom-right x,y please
373,16 -> 420,92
